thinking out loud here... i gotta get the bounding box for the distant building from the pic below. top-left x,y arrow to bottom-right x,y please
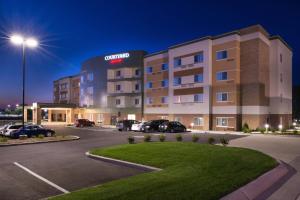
53,75 -> 80,106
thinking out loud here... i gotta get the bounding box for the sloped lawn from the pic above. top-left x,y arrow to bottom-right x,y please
52,142 -> 277,200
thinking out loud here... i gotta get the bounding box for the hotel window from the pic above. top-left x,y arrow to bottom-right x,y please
174,96 -> 181,103
60,83 -> 67,90
174,117 -> 182,122
134,98 -> 140,105
194,94 -> 203,103
194,52 -> 204,63
216,117 -> 229,127
115,99 -> 121,105
161,96 -> 168,104
173,77 -> 181,86
193,117 -> 204,126
280,94 -> 283,103
146,81 -> 153,89
174,58 -> 181,67
87,87 -> 93,95
216,50 -> 228,60
116,70 -> 121,77
146,66 -> 153,74
116,84 -> 121,91
146,97 -> 153,104
135,69 -> 140,76
217,71 -> 228,81
216,92 -> 228,102
161,63 -> 168,71
194,74 -> 203,83
87,73 -> 94,81
161,79 -> 169,88
280,73 -> 283,83
80,75 -> 85,83
280,54 -> 283,63
135,83 -> 140,91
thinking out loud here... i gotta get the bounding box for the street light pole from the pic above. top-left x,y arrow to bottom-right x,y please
22,43 -> 26,129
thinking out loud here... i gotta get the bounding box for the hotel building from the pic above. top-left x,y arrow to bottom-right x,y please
144,25 -> 292,130
46,25 -> 292,130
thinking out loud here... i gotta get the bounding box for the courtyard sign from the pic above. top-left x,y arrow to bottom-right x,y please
104,53 -> 130,61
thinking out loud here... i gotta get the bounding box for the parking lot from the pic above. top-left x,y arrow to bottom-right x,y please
0,126 -> 246,200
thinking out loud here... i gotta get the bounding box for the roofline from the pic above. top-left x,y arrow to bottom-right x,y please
54,74 -> 80,82
144,50 -> 168,58
269,35 -> 293,51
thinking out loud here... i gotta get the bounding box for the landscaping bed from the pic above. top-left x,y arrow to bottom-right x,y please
52,142 -> 277,200
0,135 -> 79,146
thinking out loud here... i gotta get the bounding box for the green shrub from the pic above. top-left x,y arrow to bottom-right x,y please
144,134 -> 151,142
175,134 -> 182,142
270,128 -> 276,133
37,134 -> 44,139
242,123 -> 250,133
0,137 -> 8,143
293,130 -> 298,134
192,134 -> 199,142
208,137 -> 215,145
128,135 -> 135,144
159,134 -> 166,142
220,137 -> 229,146
259,128 -> 266,134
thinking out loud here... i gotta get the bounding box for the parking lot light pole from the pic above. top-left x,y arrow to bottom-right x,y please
10,35 -> 38,129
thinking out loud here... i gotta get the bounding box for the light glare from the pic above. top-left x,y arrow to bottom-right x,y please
26,38 -> 38,48
10,35 -> 24,45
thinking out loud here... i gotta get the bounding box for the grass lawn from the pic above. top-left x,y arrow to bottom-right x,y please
52,142 -> 277,200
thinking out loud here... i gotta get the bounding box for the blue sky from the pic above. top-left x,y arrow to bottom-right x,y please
0,0 -> 299,107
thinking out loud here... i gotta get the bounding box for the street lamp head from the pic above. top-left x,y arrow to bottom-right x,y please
25,38 -> 38,48
10,35 -> 24,45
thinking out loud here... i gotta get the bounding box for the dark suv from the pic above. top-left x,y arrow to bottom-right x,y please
142,120 -> 169,132
75,119 -> 95,127
116,120 -> 139,131
159,121 -> 186,133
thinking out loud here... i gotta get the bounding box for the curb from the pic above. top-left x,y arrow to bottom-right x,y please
221,161 -> 295,200
86,152 -> 162,172
0,136 -> 80,147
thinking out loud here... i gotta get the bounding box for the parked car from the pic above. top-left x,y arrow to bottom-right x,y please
116,120 -> 139,131
158,121 -> 187,133
131,121 -> 146,132
0,124 -> 9,135
75,119 -> 95,127
2,124 -> 23,137
142,120 -> 169,132
9,125 -> 55,139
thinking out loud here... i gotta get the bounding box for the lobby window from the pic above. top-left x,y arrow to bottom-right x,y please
216,92 -> 228,102
216,117 -> 229,127
194,52 -> 204,63
161,63 -> 168,71
217,71 -> 228,81
146,97 -> 153,104
87,73 -> 94,81
116,70 -> 121,77
161,79 -> 169,88
194,74 -> 203,83
193,117 -> 204,126
115,99 -> 121,105
161,96 -> 168,104
216,50 -> 228,60
174,58 -> 181,68
135,69 -> 140,76
174,116 -> 182,122
135,83 -> 140,91
173,77 -> 181,86
134,98 -> 140,105
146,81 -> 153,89
146,66 -> 153,74
194,94 -> 203,103
116,84 -> 121,91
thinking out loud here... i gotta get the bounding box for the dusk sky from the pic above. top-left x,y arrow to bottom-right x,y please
0,0 -> 299,108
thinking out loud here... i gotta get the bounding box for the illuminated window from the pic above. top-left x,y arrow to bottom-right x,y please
174,96 -> 181,103
216,117 -> 229,127
194,94 -> 203,102
161,96 -> 168,104
216,50 -> 228,60
194,52 -> 204,63
194,74 -> 203,83
193,117 -> 204,126
161,79 -> 169,88
173,77 -> 181,86
87,73 -> 94,81
146,82 -> 153,89
161,63 -> 168,71
217,71 -> 228,81
146,97 -> 153,104
216,92 -> 228,102
174,58 -> 181,67
87,87 -> 93,95
146,66 -> 153,74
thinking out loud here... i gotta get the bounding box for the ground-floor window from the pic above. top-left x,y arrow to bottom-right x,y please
174,116 -> 182,122
193,117 -> 204,126
97,113 -> 104,123
160,116 -> 168,120
216,117 -> 228,127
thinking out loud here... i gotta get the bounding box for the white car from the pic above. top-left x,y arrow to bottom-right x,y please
0,125 -> 8,135
131,122 -> 146,132
2,124 -> 23,137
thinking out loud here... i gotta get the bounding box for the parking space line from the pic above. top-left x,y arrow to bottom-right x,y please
13,162 -> 70,194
